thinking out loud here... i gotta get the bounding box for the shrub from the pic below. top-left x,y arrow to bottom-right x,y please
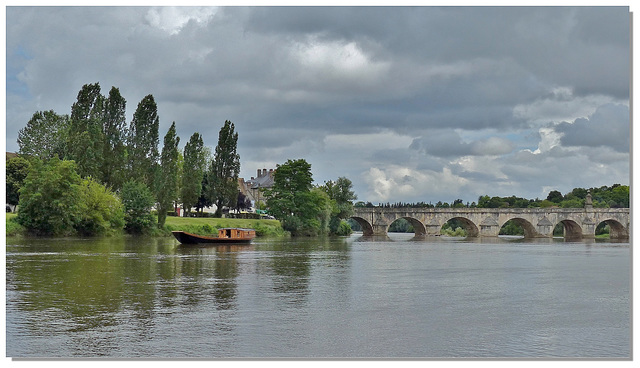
17,158 -> 84,236
120,181 -> 156,234
6,215 -> 25,236
17,158 -> 126,236
335,220 -> 353,236
75,178 -> 125,236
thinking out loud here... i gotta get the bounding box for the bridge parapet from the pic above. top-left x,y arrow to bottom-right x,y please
351,207 -> 630,239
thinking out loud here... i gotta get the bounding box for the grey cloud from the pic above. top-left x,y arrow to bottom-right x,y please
5,6 -> 630,204
411,130 -> 514,158
555,103 -> 629,152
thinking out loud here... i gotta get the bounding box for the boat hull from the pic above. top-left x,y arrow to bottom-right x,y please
172,231 -> 254,245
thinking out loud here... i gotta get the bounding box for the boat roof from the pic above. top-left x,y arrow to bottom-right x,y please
219,227 -> 255,231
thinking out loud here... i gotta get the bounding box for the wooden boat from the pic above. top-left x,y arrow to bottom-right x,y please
172,228 -> 256,245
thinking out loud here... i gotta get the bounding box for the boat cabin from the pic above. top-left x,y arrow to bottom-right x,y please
218,228 -> 256,239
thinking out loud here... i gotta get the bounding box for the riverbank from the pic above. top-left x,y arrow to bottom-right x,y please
5,213 -> 286,238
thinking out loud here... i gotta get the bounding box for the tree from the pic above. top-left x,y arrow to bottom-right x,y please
17,110 -> 70,160
181,132 -> 206,215
120,180 -> 156,234
68,82 -> 105,180
6,156 -> 31,210
322,177 -> 357,235
156,122 -> 180,228
610,185 -> 629,208
17,158 -> 85,236
546,190 -> 563,203
236,191 -> 252,211
266,159 -> 328,235
206,120 -> 240,217
128,94 -> 160,191
101,86 -> 128,191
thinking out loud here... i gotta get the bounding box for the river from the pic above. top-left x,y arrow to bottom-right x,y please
5,233 -> 630,359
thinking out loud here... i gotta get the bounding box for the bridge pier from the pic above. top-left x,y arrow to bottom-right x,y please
372,224 -> 389,236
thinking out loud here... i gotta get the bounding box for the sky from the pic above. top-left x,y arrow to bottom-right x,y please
4,5 -> 631,205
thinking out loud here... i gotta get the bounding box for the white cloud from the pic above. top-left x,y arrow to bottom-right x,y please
363,166 -> 469,203
512,86 -> 620,126
531,127 -> 562,154
145,7 -> 218,35
292,38 -> 390,90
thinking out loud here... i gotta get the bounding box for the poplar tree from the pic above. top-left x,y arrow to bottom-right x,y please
128,94 -> 160,191
206,120 -> 240,217
68,82 -> 105,180
157,122 -> 180,228
101,87 -> 127,191
181,132 -> 206,215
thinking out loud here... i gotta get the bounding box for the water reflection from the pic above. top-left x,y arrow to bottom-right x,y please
6,234 -> 628,358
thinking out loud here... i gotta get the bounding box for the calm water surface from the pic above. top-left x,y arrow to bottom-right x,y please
6,233 -> 630,358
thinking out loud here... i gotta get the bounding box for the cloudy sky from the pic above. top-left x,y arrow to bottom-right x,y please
4,5 -> 631,205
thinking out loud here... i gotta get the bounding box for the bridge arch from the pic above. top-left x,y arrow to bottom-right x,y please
350,216 -> 374,236
555,219 -> 583,239
596,218 -> 629,239
499,218 -> 537,238
390,217 -> 427,236
443,217 -> 479,237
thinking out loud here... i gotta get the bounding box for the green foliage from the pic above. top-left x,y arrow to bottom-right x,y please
17,158 -> 84,235
16,158 -> 125,236
156,122 -> 180,228
388,218 -> 414,233
440,219 -> 468,237
120,181 -> 156,234
335,220 -> 353,236
546,190 -> 563,203
101,86 -> 128,191
6,156 -> 31,207
474,185 -> 629,209
206,120 -> 240,217
68,82 -> 105,180
6,213 -> 25,236
322,177 -> 357,235
266,159 -> 313,235
181,132 -> 206,214
75,178 -> 125,236
499,219 -> 525,236
128,94 -> 160,190
441,226 -> 466,237
17,110 -> 70,159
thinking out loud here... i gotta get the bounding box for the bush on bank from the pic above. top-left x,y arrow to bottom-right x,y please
16,158 -> 124,236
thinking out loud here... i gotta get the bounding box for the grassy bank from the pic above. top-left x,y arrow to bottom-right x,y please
5,213 -> 286,238
5,213 -> 25,236
163,216 -> 286,237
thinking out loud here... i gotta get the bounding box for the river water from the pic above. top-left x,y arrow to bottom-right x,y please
5,233 -> 630,359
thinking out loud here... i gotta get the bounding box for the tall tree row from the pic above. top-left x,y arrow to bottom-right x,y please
206,120 -> 240,218
181,132 -> 206,215
157,122 -> 180,228
128,94 -> 160,191
68,82 -> 105,180
101,87 -> 128,191
14,82 -> 247,229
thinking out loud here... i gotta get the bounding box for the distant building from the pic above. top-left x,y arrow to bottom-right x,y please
240,168 -> 275,206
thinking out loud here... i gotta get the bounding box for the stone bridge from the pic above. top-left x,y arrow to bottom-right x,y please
351,206 -> 630,239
